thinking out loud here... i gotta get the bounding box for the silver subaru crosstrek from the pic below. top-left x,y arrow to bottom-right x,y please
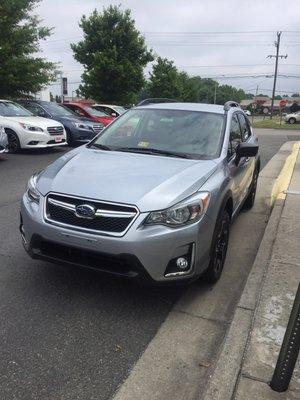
20,101 -> 259,284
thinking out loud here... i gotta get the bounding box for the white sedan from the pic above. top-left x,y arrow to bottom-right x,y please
0,100 -> 67,153
284,111 -> 300,124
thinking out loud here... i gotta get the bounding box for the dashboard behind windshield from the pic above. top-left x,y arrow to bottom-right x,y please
91,108 -> 225,159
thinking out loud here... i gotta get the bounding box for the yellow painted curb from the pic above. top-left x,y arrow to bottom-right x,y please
271,141 -> 300,204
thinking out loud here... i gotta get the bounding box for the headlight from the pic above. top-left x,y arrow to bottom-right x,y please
19,123 -> 44,132
145,192 -> 211,227
26,172 -> 42,204
73,122 -> 90,130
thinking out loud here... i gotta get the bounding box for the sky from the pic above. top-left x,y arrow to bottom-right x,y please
36,0 -> 300,98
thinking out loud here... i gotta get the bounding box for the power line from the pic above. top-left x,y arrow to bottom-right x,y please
177,64 -> 300,68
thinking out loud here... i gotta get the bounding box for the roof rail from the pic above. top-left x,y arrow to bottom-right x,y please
136,98 -> 178,106
224,101 -> 240,111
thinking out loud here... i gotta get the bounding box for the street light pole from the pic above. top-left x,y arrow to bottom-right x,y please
267,32 -> 287,119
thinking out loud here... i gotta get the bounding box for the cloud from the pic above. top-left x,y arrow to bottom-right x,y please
36,0 -> 300,96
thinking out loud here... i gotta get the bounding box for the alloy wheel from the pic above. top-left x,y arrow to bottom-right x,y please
7,133 -> 20,153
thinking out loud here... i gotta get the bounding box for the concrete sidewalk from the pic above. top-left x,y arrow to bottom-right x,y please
203,146 -> 300,400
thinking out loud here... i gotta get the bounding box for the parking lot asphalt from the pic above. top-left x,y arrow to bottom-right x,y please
0,128 -> 300,400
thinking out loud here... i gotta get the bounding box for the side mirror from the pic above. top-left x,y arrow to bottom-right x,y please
236,142 -> 258,161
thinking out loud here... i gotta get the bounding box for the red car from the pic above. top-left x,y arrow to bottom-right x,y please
63,102 -> 115,126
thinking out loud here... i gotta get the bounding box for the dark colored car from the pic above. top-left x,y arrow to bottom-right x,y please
63,102 -> 114,126
17,100 -> 104,145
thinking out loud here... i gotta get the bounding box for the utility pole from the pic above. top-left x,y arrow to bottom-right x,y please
60,72 -> 64,103
267,31 -> 287,118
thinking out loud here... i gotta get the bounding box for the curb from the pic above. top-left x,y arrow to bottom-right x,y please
271,141 -> 300,203
201,142 -> 300,400
112,142 -> 300,400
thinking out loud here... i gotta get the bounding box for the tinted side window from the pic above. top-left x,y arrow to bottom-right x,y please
104,107 -> 113,115
228,114 -> 242,159
238,113 -> 251,141
68,105 -> 84,117
26,104 -> 48,118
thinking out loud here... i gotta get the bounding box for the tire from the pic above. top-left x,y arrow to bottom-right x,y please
289,118 -> 296,124
65,128 -> 74,146
6,129 -> 21,153
203,209 -> 230,283
242,167 -> 259,210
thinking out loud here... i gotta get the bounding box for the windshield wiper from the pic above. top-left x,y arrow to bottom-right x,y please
88,143 -> 112,151
115,147 -> 193,159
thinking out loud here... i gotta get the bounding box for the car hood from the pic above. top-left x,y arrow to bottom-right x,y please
5,116 -> 63,128
52,116 -> 97,126
37,147 -> 217,212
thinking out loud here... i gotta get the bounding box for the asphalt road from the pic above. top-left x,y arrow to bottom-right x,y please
0,128 -> 299,400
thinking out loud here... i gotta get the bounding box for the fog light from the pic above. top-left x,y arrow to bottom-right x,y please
176,257 -> 189,270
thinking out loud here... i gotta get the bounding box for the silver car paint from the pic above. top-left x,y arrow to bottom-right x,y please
36,146 -> 218,212
21,103 -> 259,282
0,127 -> 8,153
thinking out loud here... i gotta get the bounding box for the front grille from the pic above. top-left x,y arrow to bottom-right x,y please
92,125 -> 103,135
45,193 -> 138,235
47,126 -> 64,136
47,139 -> 66,144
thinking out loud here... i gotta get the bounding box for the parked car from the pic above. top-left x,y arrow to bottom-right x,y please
20,100 -> 259,285
63,102 -> 114,126
92,104 -> 126,117
0,124 -> 8,154
284,111 -> 300,124
17,100 -> 104,145
0,100 -> 66,153
245,110 -> 251,116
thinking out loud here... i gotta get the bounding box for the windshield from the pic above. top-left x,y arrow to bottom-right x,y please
43,103 -> 78,117
113,106 -> 126,114
84,106 -> 109,117
90,108 -> 225,159
0,101 -> 33,117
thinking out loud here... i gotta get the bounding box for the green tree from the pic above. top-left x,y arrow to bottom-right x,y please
0,0 -> 58,98
188,77 -> 216,103
147,57 -> 181,99
72,5 -> 153,104
147,58 -> 199,102
216,84 -> 246,104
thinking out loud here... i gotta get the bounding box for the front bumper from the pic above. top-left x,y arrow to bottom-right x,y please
20,195 -> 213,284
19,131 -> 67,149
71,128 -> 98,143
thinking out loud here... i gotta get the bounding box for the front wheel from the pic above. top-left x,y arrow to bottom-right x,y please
289,118 -> 296,124
65,128 -> 74,146
6,130 -> 21,153
242,168 -> 259,210
203,209 -> 230,283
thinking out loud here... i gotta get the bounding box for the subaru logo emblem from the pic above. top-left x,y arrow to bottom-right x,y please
75,204 -> 96,219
